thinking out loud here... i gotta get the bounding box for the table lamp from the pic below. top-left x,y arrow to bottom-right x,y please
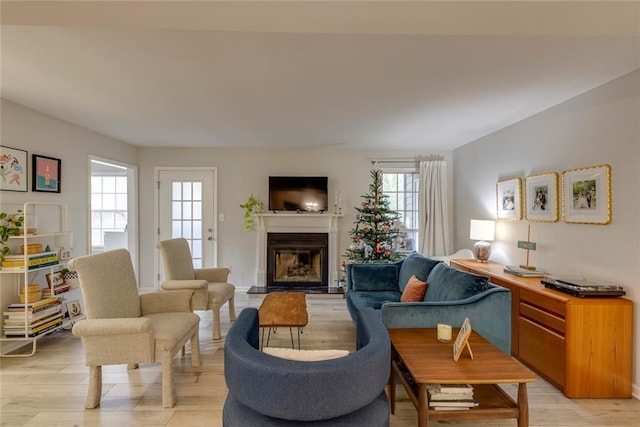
469,219 -> 495,262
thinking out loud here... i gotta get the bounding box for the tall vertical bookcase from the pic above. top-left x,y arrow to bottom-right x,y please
0,202 -> 71,356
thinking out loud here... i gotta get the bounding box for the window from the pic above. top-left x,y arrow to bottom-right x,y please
382,171 -> 419,251
91,174 -> 128,250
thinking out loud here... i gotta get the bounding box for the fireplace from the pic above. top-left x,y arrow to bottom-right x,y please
267,233 -> 328,289
255,213 -> 340,292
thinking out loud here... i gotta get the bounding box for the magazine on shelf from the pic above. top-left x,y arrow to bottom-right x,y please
3,312 -> 63,330
3,305 -> 63,323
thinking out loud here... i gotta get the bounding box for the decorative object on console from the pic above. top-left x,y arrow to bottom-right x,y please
496,178 -> 522,220
32,154 -> 61,193
239,194 -> 263,230
525,172 -> 559,222
0,145 -> 28,192
469,219 -> 495,262
344,168 -> 402,263
517,223 -> 537,270
562,164 -> 611,225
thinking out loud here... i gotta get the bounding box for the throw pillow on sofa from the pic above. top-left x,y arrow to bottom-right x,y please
398,252 -> 442,292
400,275 -> 428,302
425,263 -> 489,301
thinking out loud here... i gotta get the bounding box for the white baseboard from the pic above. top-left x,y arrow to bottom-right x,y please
632,383 -> 640,400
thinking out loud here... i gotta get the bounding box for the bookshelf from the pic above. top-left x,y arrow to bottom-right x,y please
0,202 -> 71,357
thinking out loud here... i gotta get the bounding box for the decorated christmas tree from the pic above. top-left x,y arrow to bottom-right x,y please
344,168 -> 403,263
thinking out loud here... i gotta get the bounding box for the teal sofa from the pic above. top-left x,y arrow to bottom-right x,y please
345,252 -> 512,354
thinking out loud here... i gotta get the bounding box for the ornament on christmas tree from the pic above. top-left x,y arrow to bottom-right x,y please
344,168 -> 402,263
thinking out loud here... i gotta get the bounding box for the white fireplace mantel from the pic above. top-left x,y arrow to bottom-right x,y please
255,213 -> 343,289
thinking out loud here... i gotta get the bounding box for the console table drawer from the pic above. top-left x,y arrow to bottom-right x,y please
519,317 -> 565,389
520,302 -> 565,335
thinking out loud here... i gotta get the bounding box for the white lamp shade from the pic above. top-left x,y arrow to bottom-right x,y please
469,220 -> 495,241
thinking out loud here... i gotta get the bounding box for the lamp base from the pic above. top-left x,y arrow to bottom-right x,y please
473,241 -> 492,262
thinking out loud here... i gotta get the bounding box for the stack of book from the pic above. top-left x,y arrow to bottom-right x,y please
1,251 -> 59,270
42,282 -> 71,297
427,383 -> 478,411
3,297 -> 63,337
503,265 -> 546,277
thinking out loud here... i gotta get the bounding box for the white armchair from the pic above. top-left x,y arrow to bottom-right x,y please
157,238 -> 236,340
69,249 -> 201,409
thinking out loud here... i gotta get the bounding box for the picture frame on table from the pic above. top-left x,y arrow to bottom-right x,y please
46,271 -> 65,287
496,178 -> 522,220
562,164 -> 611,225
65,299 -> 84,321
32,154 -> 61,193
524,172 -> 559,222
0,145 -> 28,192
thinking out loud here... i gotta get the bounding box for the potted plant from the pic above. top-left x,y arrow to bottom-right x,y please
0,210 -> 24,263
240,194 -> 263,230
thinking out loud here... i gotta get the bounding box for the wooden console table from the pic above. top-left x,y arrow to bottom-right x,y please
451,259 -> 633,398
388,328 -> 535,427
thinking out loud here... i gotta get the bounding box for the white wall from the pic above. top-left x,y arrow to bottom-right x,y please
136,148 -> 452,288
0,99 -> 138,353
453,70 -> 640,393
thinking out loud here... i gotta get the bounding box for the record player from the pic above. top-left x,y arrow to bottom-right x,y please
541,276 -> 626,298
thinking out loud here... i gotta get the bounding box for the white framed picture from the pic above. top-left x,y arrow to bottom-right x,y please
65,299 -> 84,321
496,178 -> 522,221
525,172 -> 559,223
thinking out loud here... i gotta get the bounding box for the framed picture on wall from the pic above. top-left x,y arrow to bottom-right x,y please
32,154 -> 61,193
496,178 -> 522,220
562,164 -> 611,224
0,145 -> 28,192
524,172 -> 559,222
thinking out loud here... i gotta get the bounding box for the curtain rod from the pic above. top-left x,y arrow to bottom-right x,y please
369,155 -> 444,164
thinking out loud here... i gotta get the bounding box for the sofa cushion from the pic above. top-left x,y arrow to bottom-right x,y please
263,347 -> 350,361
348,290 -> 402,311
425,263 -> 489,301
400,275 -> 428,302
398,253 -> 442,292
350,264 -> 399,291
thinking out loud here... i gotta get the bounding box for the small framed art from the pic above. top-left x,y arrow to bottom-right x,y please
46,271 -> 65,287
496,178 -> 522,220
32,154 -> 61,193
66,299 -> 84,321
562,164 -> 611,224
525,172 -> 559,222
0,145 -> 28,192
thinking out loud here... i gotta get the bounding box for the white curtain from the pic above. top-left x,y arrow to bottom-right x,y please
418,160 -> 451,256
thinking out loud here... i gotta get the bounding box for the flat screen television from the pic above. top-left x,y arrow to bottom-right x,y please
269,176 -> 328,212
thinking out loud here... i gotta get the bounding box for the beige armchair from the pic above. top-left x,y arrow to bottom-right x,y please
157,238 -> 236,340
69,249 -> 201,409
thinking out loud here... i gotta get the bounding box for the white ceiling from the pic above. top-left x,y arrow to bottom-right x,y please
2,1 -> 639,150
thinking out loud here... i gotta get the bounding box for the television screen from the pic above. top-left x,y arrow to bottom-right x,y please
269,176 -> 328,212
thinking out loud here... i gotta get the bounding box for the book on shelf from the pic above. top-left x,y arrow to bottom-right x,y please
3,251 -> 59,261
3,304 -> 63,322
4,316 -> 63,337
503,265 -> 546,277
4,312 -> 63,329
42,284 -> 71,296
6,296 -> 60,310
4,300 -> 61,315
1,251 -> 59,269
428,399 -> 478,408
431,406 -> 470,411
426,383 -> 473,395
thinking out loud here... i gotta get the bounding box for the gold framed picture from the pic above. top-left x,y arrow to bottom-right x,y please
525,172 -> 559,223
496,178 -> 522,220
562,164 -> 611,225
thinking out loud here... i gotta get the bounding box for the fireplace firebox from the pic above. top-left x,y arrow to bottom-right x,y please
267,233 -> 328,289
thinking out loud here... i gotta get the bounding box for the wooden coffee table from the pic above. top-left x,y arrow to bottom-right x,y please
388,328 -> 536,427
258,292 -> 308,349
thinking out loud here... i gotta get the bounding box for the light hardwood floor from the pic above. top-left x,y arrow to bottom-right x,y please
1,291 -> 638,426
